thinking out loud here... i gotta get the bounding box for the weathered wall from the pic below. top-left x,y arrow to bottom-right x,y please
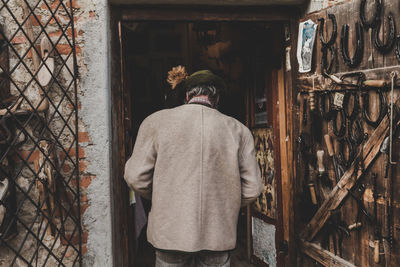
295,0 -> 400,266
76,0 -> 113,265
306,0 -> 348,13
0,0 -> 113,265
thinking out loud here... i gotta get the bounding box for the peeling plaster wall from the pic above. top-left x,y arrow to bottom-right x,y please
78,0 -> 113,265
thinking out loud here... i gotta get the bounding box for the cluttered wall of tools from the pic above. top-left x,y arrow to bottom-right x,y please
295,0 -> 400,266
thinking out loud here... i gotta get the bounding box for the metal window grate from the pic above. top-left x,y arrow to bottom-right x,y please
0,0 -> 81,266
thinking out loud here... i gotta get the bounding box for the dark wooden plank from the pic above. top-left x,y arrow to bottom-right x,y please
300,240 -> 357,267
284,17 -> 300,267
110,7 -> 134,267
120,6 -> 297,22
301,108 -> 399,241
296,2 -> 400,266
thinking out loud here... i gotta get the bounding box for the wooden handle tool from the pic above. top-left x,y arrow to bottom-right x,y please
374,239 -> 380,263
324,134 -> 334,157
363,80 -> 386,87
317,150 -> 325,173
347,222 -> 362,231
324,134 -> 341,183
308,183 -> 318,205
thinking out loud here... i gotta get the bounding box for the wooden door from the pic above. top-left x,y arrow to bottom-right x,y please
110,7 -> 298,267
295,1 -> 400,266
245,24 -> 290,267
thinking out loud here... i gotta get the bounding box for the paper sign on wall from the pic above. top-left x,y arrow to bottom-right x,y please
297,19 -> 317,73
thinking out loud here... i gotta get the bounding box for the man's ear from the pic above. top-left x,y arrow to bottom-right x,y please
186,92 -> 190,102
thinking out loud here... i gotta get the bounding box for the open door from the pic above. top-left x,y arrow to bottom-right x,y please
111,7 -> 298,266
245,25 -> 288,266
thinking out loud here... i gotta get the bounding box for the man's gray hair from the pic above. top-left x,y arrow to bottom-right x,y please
186,85 -> 219,102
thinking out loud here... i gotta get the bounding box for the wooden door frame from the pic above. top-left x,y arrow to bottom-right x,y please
109,5 -> 299,267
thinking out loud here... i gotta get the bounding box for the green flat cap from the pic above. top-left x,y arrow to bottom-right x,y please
183,70 -> 227,92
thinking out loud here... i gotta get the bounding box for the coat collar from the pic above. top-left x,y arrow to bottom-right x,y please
187,96 -> 213,108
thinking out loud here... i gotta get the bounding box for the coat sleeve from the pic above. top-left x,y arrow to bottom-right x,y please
239,130 -> 263,206
124,119 -> 157,200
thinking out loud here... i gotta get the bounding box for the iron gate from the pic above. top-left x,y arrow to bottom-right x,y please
0,0 -> 81,265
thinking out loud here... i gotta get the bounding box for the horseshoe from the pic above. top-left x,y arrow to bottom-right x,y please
332,109 -> 347,138
343,91 -> 360,120
395,35 -> 400,63
340,22 -> 364,68
318,14 -> 338,48
362,89 -> 387,128
360,0 -> 382,29
337,137 -> 356,168
340,72 -> 364,120
348,119 -> 365,146
373,14 -> 396,54
319,92 -> 335,121
321,45 -> 335,77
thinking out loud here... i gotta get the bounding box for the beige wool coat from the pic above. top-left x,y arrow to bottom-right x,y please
124,104 -> 263,252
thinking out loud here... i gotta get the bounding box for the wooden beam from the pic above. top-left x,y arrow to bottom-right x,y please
300,97 -> 400,240
120,6 -> 297,21
278,67 -> 290,240
300,240 -> 357,267
297,66 -> 400,91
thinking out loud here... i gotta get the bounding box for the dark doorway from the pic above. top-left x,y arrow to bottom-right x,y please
118,20 -> 285,267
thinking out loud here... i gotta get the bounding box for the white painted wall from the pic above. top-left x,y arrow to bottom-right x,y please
79,0 -> 113,265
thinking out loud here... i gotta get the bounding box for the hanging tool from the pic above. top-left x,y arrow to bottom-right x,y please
317,150 -> 332,188
380,72 -> 400,250
362,89 -> 387,128
349,119 -> 365,146
321,45 -> 335,77
337,137 -> 356,168
340,22 -> 364,68
380,135 -> 394,253
298,132 -> 317,205
348,222 -> 362,231
343,90 -> 360,121
360,0 -> 382,29
318,14 -> 337,48
298,133 -> 318,221
395,35 -> 400,63
327,209 -> 349,256
318,14 -> 337,77
331,109 -> 346,138
310,82 -> 322,142
373,13 -> 396,54
308,179 -> 318,206
302,96 -> 308,126
316,150 -> 332,201
364,80 -> 387,87
319,92 -> 334,121
324,134 -> 344,183
347,183 -> 375,224
372,173 -> 381,263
